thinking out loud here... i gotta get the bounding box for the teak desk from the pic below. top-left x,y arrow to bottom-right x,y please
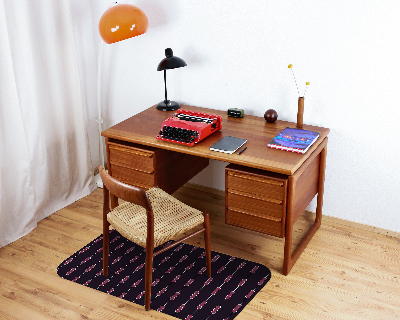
102,104 -> 329,275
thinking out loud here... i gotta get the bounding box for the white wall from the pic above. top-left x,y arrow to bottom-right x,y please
78,0 -> 400,233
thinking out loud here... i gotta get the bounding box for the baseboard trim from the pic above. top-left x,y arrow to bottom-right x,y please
182,183 -> 400,239
322,215 -> 400,239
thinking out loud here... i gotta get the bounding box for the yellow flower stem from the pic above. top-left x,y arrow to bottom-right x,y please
290,68 -> 299,96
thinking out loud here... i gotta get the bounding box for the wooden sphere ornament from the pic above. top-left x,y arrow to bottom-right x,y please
264,109 -> 278,123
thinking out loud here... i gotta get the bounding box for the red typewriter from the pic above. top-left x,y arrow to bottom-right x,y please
156,109 -> 222,146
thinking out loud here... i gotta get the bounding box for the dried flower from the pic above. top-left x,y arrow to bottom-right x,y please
303,82 -> 310,96
288,64 -> 310,97
288,64 -> 299,95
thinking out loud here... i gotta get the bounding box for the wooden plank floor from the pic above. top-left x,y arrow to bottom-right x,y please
1,184 -> 399,319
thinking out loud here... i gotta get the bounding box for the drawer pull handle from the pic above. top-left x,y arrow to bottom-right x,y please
110,145 -> 153,158
228,190 -> 282,205
228,172 -> 283,186
229,207 -> 282,222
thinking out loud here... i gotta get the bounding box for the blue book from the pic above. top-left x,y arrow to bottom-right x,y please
267,127 -> 319,154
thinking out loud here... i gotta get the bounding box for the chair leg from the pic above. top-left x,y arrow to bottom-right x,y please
203,212 -> 212,278
102,186 -> 110,277
103,220 -> 110,276
145,245 -> 154,310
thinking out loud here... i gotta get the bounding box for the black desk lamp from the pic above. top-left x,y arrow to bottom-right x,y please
156,48 -> 187,111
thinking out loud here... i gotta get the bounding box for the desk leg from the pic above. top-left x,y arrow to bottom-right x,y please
283,144 -> 327,275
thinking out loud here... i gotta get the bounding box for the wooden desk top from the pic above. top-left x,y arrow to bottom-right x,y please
102,104 -> 330,175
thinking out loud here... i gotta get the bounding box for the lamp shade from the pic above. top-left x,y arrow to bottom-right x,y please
99,4 -> 148,44
157,48 -> 187,71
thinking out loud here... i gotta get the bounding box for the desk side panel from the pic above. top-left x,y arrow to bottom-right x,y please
290,139 -> 327,223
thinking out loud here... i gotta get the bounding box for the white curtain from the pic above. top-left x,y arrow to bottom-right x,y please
0,0 -> 96,247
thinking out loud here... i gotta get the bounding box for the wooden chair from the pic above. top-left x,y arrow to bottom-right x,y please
99,166 -> 211,310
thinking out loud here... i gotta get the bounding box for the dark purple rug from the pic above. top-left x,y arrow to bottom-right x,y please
57,230 -> 271,319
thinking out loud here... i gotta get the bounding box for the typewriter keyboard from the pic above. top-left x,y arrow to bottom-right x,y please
159,126 -> 199,144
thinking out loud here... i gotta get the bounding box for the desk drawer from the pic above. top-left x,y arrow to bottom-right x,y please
227,190 -> 284,221
225,164 -> 287,238
109,143 -> 154,173
226,170 -> 285,201
226,208 -> 283,236
111,164 -> 153,190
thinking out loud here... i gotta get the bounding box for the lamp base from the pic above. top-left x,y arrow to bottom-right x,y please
156,100 -> 180,111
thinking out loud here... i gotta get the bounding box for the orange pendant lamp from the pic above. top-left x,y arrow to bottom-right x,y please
99,3 -> 148,44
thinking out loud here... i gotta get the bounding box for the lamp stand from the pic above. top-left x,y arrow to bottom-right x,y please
94,40 -> 106,188
157,70 -> 180,111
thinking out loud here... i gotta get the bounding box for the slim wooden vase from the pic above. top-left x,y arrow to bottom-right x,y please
297,97 -> 304,129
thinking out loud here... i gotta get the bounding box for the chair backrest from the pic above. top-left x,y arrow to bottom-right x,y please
99,165 -> 152,212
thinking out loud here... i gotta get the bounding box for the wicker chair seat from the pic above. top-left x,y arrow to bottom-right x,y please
107,187 -> 204,248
